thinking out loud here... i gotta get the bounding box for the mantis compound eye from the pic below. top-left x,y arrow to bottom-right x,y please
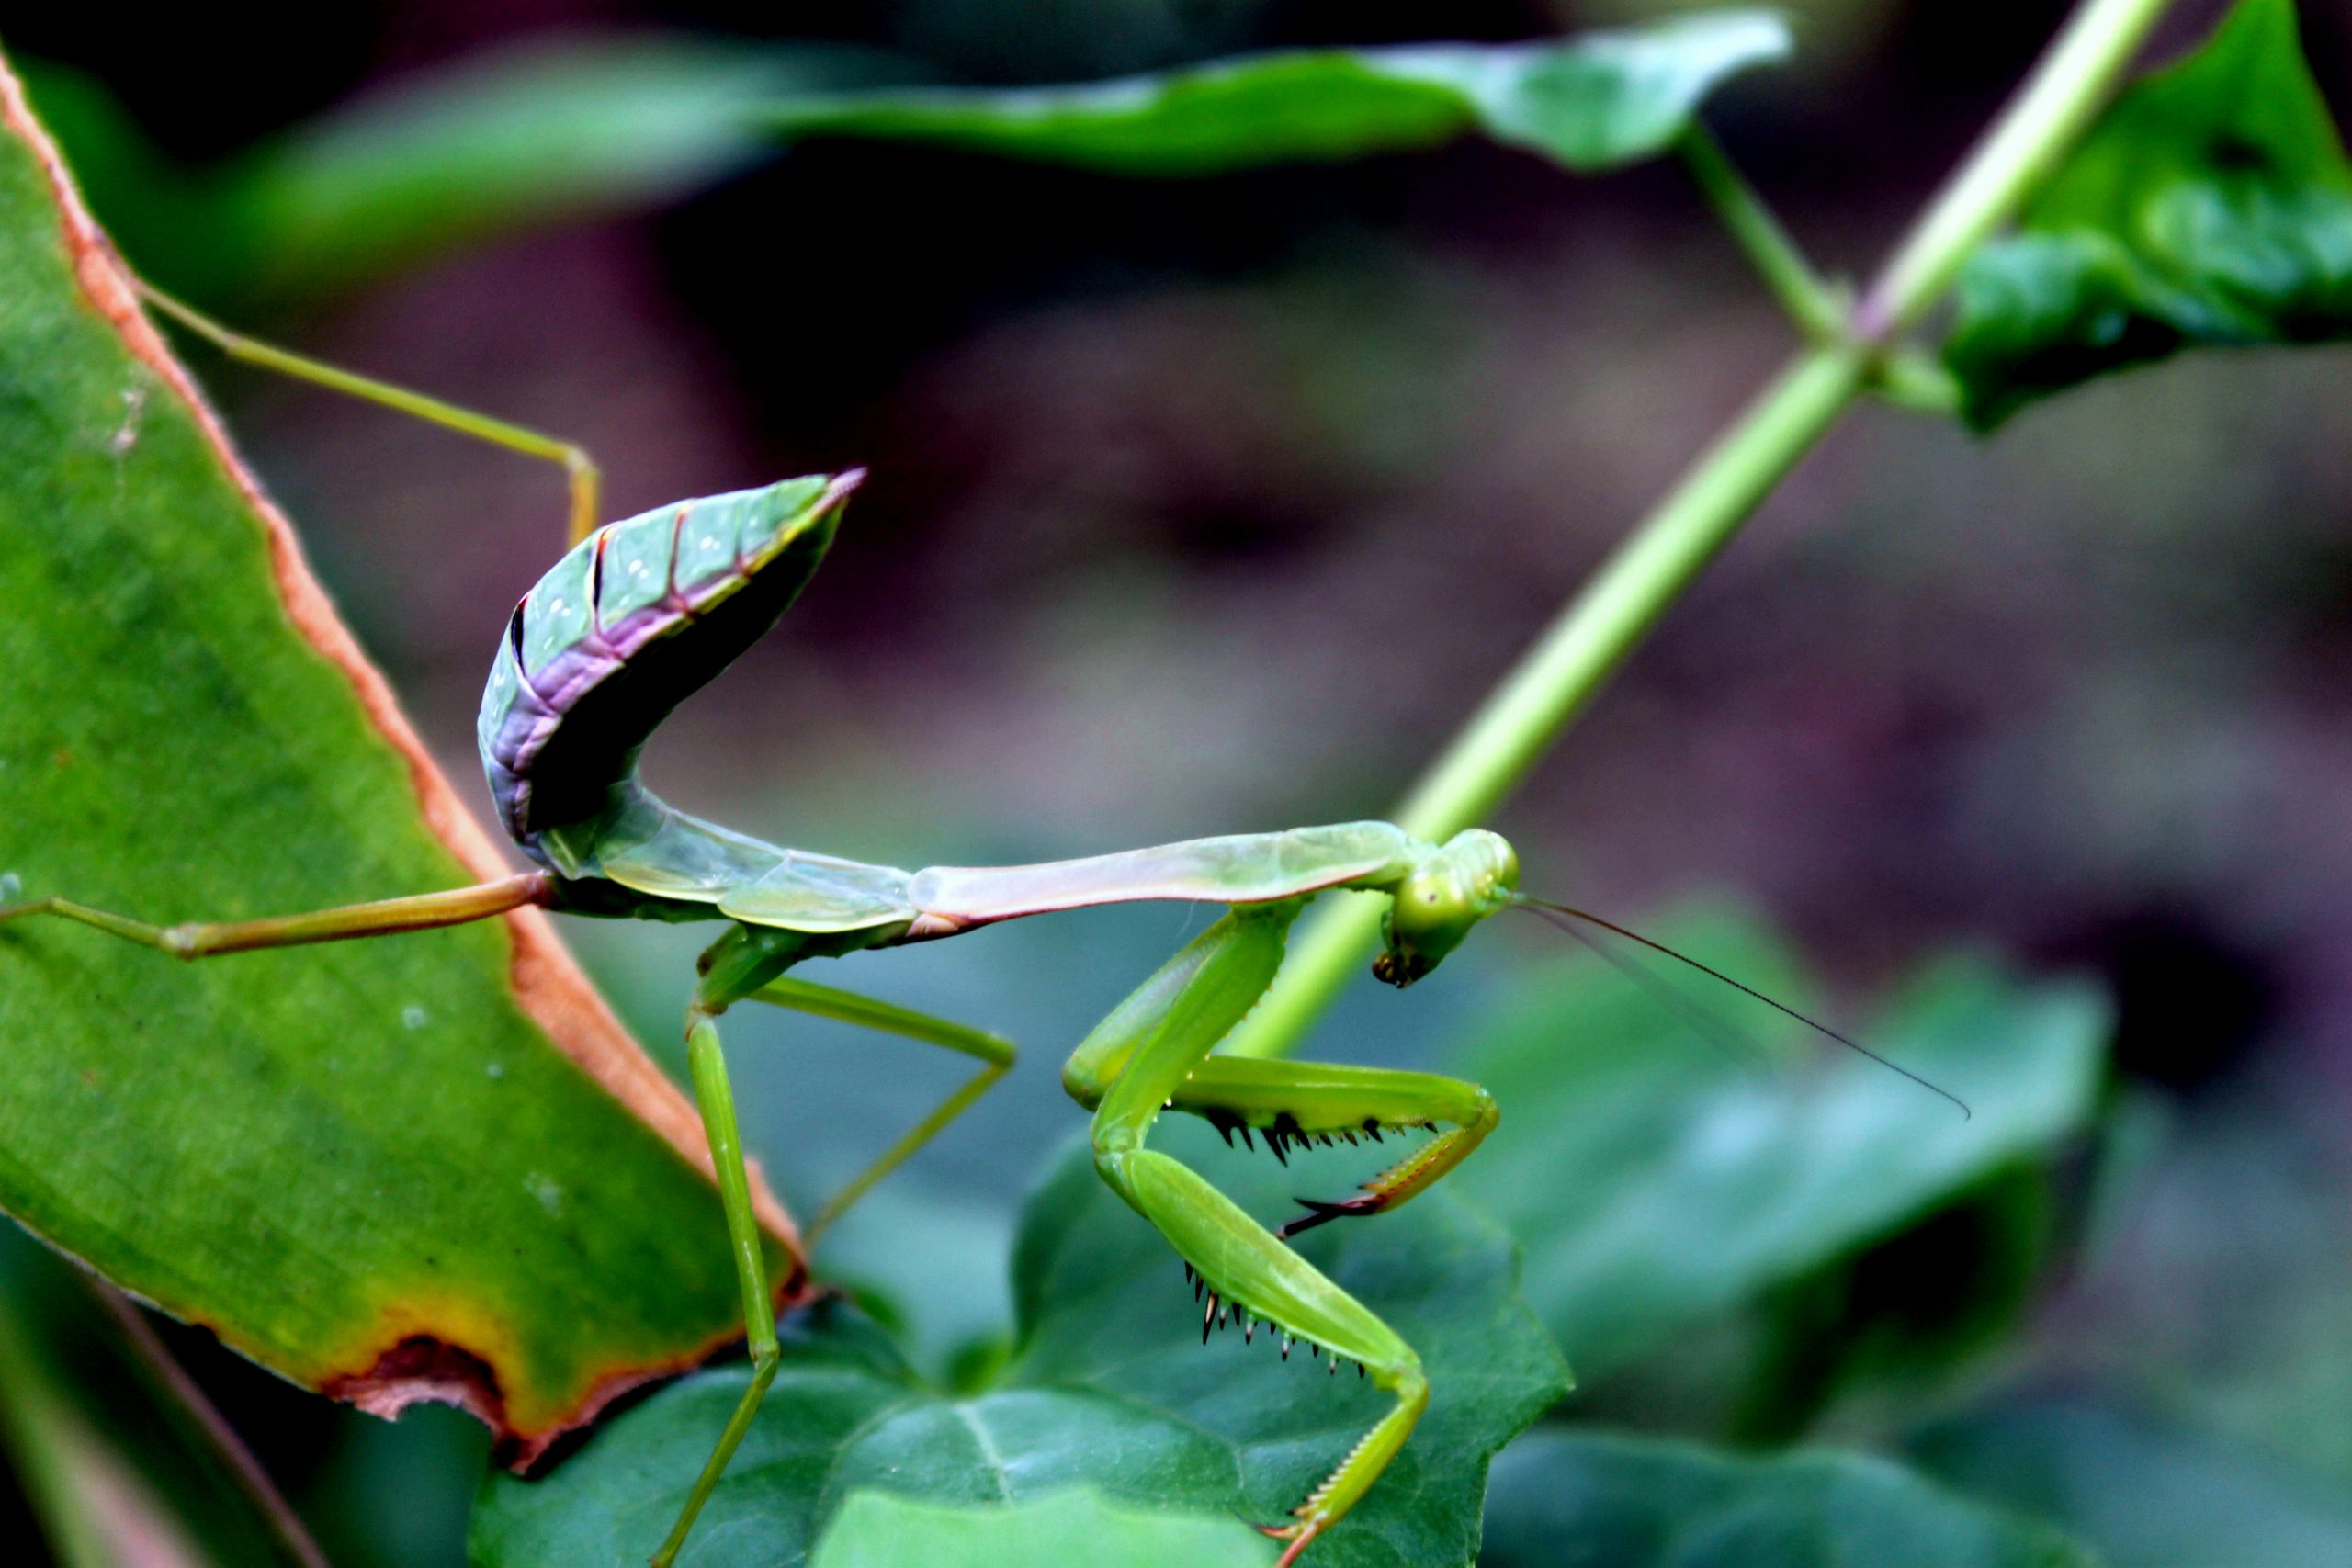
1376,829 -> 1520,987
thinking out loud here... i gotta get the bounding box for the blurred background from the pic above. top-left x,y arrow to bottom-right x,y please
4,1 -> 2351,1562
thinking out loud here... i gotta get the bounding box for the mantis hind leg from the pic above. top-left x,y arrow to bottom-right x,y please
138,283 -> 602,545
1079,904 -> 1447,1563
0,874 -> 551,956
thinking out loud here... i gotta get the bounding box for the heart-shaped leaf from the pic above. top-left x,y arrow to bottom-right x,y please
1946,0 -> 2352,428
472,1120 -> 1568,1566
1449,909 -> 2109,1376
1481,1427 -> 2096,1568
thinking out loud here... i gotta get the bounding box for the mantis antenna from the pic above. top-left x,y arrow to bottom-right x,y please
1510,897 -> 1972,1119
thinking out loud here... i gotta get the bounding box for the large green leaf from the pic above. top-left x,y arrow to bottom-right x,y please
810,1488 -> 1272,1568
1451,910 -> 2109,1376
0,53 -> 793,1458
1913,1397 -> 2352,1568
761,10 -> 1789,176
1481,1428 -> 2096,1568
1946,0 -> 2352,428
472,1120 -> 1568,1566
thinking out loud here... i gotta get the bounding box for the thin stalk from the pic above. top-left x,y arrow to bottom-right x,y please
1226,0 -> 2177,1059
1224,347 -> 1864,1055
96,1287 -> 332,1568
1677,125 -> 1846,344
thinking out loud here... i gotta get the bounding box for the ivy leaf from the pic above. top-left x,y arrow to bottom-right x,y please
1481,1428 -> 2097,1568
1946,0 -> 2352,428
1449,909 -> 2109,1378
473,1121 -> 1568,1567
762,10 -> 1790,176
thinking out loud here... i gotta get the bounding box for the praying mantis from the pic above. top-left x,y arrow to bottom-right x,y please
1,287 -> 1949,1567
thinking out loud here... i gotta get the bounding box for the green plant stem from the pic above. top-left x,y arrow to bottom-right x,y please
1677,126 -> 1846,343
1225,0 -> 2177,1060
1857,0 -> 2177,337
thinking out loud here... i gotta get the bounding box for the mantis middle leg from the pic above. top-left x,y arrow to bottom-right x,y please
652,955 -> 1017,1563
742,976 -> 1016,1242
652,997 -> 779,1568
1070,901 -> 1498,1565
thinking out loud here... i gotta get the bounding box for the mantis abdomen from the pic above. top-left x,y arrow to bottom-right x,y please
477,474 -> 862,857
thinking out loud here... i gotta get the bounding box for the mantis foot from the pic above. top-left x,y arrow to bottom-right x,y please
1261,1517 -> 1327,1568
1275,1194 -> 1385,1239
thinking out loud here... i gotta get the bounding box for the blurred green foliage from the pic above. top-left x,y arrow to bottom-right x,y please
1482,1427 -> 2095,1568
471,1119 -> 1566,1568
759,11 -> 1789,176
20,40 -> 875,304
1913,1396 -> 2352,1568
1450,910 -> 2108,1380
22,10 -> 1788,310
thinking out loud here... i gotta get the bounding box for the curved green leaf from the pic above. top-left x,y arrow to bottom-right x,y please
1947,0 -> 2352,428
1913,1397 -> 2352,1568
0,51 -> 791,1459
33,13 -> 1786,306
1481,1428 -> 2096,1568
25,39 -> 876,304
472,1121 -> 1568,1566
1450,909 -> 2109,1375
228,39 -> 871,300
811,1488 -> 1272,1568
764,10 -> 1790,175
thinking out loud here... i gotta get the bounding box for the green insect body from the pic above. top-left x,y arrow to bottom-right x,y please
5,300 -> 1522,1565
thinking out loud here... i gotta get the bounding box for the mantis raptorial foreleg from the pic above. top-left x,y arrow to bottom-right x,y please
138,284 -> 603,546
0,874 -> 551,956
742,976 -> 1017,1241
1075,900 -> 1490,1566
1133,1056 -> 1496,1236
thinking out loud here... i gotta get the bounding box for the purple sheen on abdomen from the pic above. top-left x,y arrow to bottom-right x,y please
475,476 -> 854,861
483,581 -> 726,851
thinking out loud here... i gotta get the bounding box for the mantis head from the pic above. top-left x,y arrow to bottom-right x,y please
1374,829 -> 1520,987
